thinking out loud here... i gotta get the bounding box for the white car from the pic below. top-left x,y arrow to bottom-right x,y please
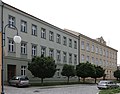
9,76 -> 30,87
97,80 -> 119,89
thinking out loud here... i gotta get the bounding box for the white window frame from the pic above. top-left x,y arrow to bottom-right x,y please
8,15 -> 15,28
32,24 -> 37,36
56,50 -> 61,61
63,52 -> 67,63
63,36 -> 67,46
69,53 -> 72,63
41,46 -> 46,57
74,54 -> 77,64
49,48 -> 54,58
32,45 -> 37,56
21,66 -> 26,76
21,42 -> 27,54
41,28 -> 46,39
81,41 -> 84,50
8,39 -> 14,52
49,31 -> 54,41
21,20 -> 27,32
74,41 -> 77,49
56,34 -> 61,44
69,38 -> 72,47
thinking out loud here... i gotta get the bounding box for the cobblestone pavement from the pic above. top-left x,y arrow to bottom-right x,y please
5,84 -> 99,94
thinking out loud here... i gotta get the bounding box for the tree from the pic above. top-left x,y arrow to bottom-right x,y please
76,61 -> 95,82
114,69 -> 120,80
28,56 -> 56,84
61,64 -> 75,83
91,66 -> 105,83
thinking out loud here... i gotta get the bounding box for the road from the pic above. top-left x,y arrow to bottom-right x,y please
5,84 -> 99,94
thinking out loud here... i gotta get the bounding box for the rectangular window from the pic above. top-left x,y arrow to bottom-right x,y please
56,50 -> 61,61
81,54 -> 84,62
21,20 -> 27,32
41,46 -> 46,57
86,56 -> 89,62
32,45 -> 37,56
81,41 -> 84,50
63,36 -> 67,46
8,15 -> 15,28
56,34 -> 61,44
32,24 -> 37,36
74,41 -> 77,49
96,58 -> 98,65
63,52 -> 67,63
69,38 -> 72,47
69,53 -> 72,63
92,45 -> 94,52
86,43 -> 90,51
92,57 -> 94,64
49,48 -> 54,58
96,47 -> 98,54
8,39 -> 14,52
21,66 -> 26,76
21,42 -> 27,54
41,28 -> 46,39
99,48 -> 102,55
74,54 -> 77,64
49,31 -> 54,41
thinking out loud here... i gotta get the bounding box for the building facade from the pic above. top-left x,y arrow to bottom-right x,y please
0,1 -> 118,83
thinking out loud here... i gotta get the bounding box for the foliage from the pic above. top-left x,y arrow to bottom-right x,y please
76,61 -> 95,82
28,56 -> 56,84
114,69 -> 120,80
61,64 -> 75,83
91,66 -> 105,83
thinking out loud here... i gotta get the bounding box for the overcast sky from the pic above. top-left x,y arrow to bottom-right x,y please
2,0 -> 120,64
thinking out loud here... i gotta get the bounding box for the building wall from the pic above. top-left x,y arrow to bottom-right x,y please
80,34 -> 117,79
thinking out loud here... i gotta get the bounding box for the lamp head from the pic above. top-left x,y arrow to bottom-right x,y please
13,35 -> 21,43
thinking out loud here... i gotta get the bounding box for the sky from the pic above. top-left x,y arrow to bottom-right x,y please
2,0 -> 120,64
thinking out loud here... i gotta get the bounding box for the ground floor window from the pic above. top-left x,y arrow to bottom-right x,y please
21,66 -> 26,76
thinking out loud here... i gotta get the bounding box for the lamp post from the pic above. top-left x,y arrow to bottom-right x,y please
1,24 -> 21,94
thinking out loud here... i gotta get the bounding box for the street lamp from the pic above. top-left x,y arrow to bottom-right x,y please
1,24 -> 21,94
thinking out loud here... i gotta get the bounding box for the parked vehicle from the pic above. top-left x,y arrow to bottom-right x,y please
97,80 -> 119,89
9,76 -> 30,87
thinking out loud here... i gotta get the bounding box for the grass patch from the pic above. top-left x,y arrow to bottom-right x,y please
99,87 -> 120,94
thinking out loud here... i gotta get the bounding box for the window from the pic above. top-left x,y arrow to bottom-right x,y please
32,45 -> 37,56
86,56 -> 89,62
49,48 -> 54,58
92,57 -> 94,63
21,20 -> 27,32
8,15 -> 15,28
49,31 -> 54,41
106,50 -> 109,58
21,66 -> 26,76
8,39 -> 14,52
56,34 -> 61,44
41,28 -> 46,39
86,43 -> 90,51
74,41 -> 77,49
69,38 -> 72,47
63,52 -> 67,63
81,41 -> 84,50
92,45 -> 94,52
32,24 -> 37,36
69,53 -> 72,63
100,48 -> 102,55
100,59 -> 102,66
21,42 -> 27,54
74,54 -> 77,64
56,50 -> 61,61
103,49 -> 106,56
96,58 -> 98,65
96,47 -> 99,54
41,46 -> 46,57
63,36 -> 67,46
81,54 -> 84,62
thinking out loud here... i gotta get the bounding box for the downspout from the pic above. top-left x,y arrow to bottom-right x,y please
78,34 -> 80,64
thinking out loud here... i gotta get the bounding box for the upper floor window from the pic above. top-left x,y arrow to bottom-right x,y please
74,41 -> 77,49
21,42 -> 27,54
99,48 -> 102,55
96,46 -> 99,54
32,24 -> 37,36
8,39 -> 14,52
81,54 -> 84,62
92,57 -> 94,63
106,50 -> 109,58
56,34 -> 61,44
41,28 -> 46,39
81,41 -> 84,50
41,46 -> 46,57
86,56 -> 89,62
63,36 -> 67,46
74,54 -> 77,64
69,53 -> 72,63
69,38 -> 72,47
8,15 -> 15,28
103,49 -> 106,56
92,45 -> 94,52
56,50 -> 61,61
21,20 -> 27,32
49,48 -> 54,58
49,31 -> 54,41
63,52 -> 67,63
32,45 -> 37,56
86,43 -> 90,51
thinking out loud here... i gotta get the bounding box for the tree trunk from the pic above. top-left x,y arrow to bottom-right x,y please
67,76 -> 70,83
41,78 -> 44,85
94,78 -> 97,83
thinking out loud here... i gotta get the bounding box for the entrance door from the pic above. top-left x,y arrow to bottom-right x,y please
7,65 -> 16,81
